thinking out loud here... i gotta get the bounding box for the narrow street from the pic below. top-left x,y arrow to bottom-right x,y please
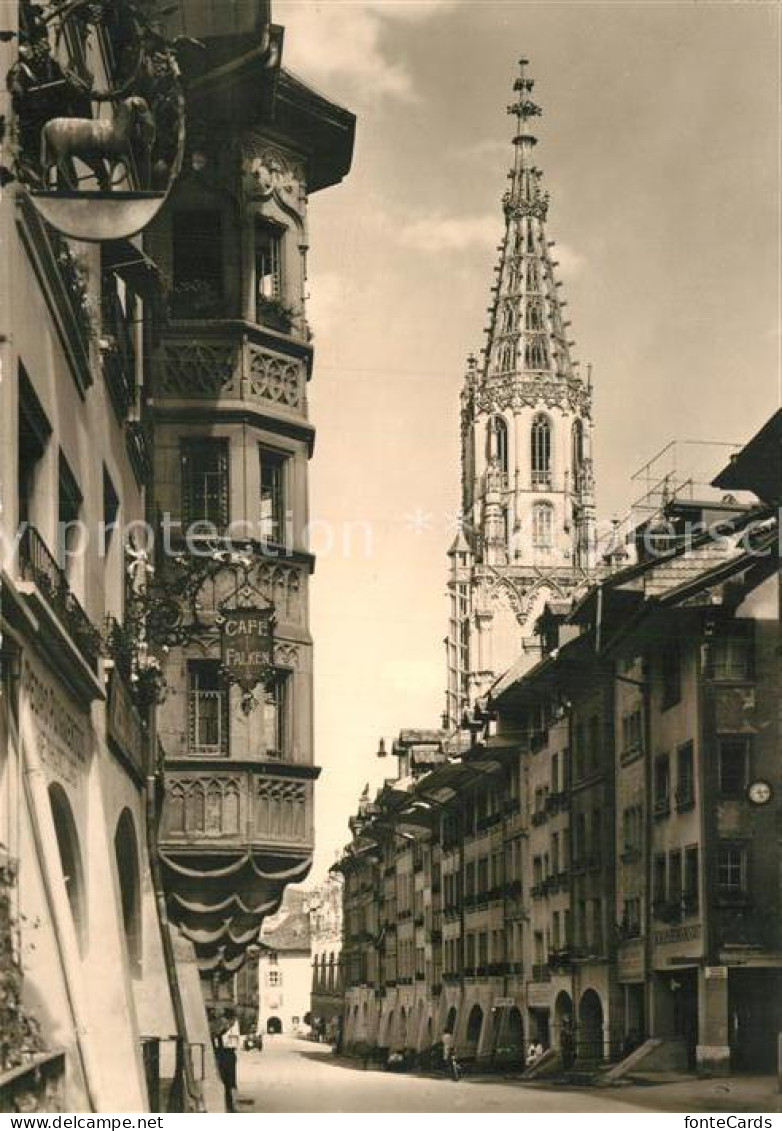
238,1036 -> 646,1113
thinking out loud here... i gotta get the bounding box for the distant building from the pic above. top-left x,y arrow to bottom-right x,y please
308,874 -> 345,1039
257,896 -> 312,1036
445,59 -> 597,728
336,412 -> 781,1076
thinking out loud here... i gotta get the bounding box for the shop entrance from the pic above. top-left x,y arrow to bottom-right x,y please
728,969 -> 782,1072
622,983 -> 646,1057
671,970 -> 698,1070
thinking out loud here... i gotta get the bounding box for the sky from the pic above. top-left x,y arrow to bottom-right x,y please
273,0 -> 781,883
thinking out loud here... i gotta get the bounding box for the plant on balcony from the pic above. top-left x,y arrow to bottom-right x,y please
256,295 -> 298,333
55,241 -> 97,345
0,854 -> 45,1072
171,279 -> 224,320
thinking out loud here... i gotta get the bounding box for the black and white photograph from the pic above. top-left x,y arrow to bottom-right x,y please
0,0 -> 779,1119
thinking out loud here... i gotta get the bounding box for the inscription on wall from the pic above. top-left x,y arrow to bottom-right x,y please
22,656 -> 90,787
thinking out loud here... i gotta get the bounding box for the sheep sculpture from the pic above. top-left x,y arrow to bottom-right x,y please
40,95 -> 156,192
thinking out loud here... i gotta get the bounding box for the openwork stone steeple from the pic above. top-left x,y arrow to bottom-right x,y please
445,60 -> 597,727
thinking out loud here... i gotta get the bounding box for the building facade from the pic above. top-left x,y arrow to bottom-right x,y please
145,2 -> 354,1034
338,417 -> 780,1076
0,0 -> 354,1111
257,893 -> 312,1036
0,1 -> 185,1112
308,874 -> 345,1040
445,60 -> 597,727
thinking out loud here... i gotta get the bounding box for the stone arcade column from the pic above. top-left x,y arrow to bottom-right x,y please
697,966 -> 731,1075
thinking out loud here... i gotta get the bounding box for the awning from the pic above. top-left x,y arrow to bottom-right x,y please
102,239 -> 165,305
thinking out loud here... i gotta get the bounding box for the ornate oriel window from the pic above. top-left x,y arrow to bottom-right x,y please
531,414 -> 552,487
532,501 -> 554,549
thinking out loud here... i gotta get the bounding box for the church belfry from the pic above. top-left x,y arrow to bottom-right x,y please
445,59 -> 597,727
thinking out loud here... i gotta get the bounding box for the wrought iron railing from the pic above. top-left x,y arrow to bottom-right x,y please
18,525 -> 101,670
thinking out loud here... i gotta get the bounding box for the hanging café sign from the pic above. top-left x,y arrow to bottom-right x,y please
219,607 -> 276,715
8,0 -> 188,241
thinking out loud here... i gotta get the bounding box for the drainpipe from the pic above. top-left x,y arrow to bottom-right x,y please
642,652 -> 654,1042
11,681 -> 101,1112
143,707 -> 201,1112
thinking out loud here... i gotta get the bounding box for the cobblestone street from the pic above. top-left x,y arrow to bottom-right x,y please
239,1037 -> 647,1113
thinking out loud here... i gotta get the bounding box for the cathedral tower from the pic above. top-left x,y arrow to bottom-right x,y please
446,60 -> 597,726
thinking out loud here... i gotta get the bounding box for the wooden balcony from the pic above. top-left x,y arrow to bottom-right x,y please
152,321 -> 312,432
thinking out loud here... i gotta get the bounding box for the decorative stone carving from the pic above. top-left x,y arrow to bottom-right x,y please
247,346 -> 304,410
242,141 -> 306,216
255,779 -> 307,841
255,563 -> 303,625
166,776 -> 241,837
159,340 -> 238,398
477,376 -> 592,419
274,642 -> 301,670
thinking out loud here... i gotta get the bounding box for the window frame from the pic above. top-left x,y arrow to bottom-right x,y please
181,438 -> 230,531
187,659 -> 229,756
259,445 -> 288,545
718,736 -> 751,798
531,414 -> 552,488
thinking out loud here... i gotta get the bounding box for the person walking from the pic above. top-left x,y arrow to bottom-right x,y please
441,1030 -> 460,1081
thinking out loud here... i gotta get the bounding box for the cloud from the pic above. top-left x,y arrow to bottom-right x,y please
454,137 -> 511,165
274,0 -> 455,104
397,210 -> 500,253
554,242 -> 587,278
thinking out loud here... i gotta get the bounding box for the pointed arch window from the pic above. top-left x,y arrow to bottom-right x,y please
498,342 -> 514,373
486,416 -> 509,473
531,414 -> 552,488
526,301 -> 544,331
526,336 -> 549,370
501,302 -> 517,334
572,419 -> 585,490
526,260 -> 540,292
532,502 -> 554,550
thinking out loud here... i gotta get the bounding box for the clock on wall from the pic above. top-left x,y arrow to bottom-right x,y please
746,780 -> 773,806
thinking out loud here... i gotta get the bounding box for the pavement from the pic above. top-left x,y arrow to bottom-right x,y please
237,1036 -> 781,1114
237,1035 -> 648,1113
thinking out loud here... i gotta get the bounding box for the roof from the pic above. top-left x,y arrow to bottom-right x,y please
711,410 -> 781,504
260,910 -> 311,953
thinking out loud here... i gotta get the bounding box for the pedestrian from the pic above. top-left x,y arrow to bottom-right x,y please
441,1030 -> 460,1081
560,1019 -> 576,1072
